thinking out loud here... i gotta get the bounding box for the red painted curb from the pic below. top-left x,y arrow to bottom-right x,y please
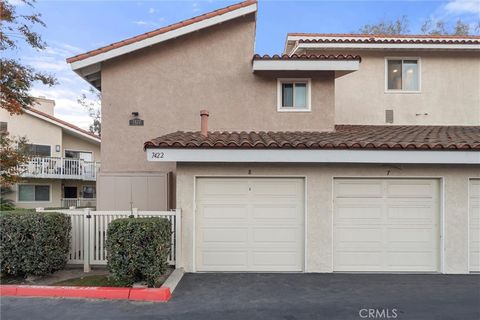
0,285 -> 170,302
0,286 -> 17,296
129,287 -> 171,302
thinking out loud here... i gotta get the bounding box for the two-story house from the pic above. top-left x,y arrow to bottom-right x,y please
66,0 -> 479,274
0,97 -> 101,209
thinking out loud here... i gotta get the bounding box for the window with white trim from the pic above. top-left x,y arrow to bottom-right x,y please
386,58 -> 420,92
18,184 -> 50,202
277,79 -> 311,111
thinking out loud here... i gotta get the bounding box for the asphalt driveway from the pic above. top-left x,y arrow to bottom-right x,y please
1,273 -> 479,320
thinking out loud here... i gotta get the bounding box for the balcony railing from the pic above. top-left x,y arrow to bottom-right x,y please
61,198 -> 97,208
18,157 -> 100,181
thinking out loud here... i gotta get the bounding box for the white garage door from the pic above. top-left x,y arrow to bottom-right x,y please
334,179 -> 440,272
469,179 -> 480,272
195,178 -> 304,272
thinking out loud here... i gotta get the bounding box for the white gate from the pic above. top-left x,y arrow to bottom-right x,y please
37,208 -> 181,272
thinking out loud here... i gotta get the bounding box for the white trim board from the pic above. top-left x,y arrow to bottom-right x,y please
70,3 -> 257,71
253,60 -> 359,71
291,42 -> 480,51
146,148 -> 480,164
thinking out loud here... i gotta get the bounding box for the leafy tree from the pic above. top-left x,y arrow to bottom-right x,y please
1,0 -> 57,115
359,16 -> 473,36
77,88 -> 101,136
358,16 -> 409,34
0,132 -> 30,187
453,19 -> 470,36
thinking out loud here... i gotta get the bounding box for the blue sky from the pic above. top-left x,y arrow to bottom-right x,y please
10,0 -> 480,129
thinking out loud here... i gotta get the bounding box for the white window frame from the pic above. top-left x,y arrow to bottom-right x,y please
385,57 -> 421,94
277,78 -> 312,112
16,183 -> 52,203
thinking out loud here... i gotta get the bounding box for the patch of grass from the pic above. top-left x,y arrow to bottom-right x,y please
52,275 -> 128,287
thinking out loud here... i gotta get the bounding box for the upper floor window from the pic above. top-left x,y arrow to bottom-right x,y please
277,78 -> 311,112
386,58 -> 420,92
27,144 -> 51,157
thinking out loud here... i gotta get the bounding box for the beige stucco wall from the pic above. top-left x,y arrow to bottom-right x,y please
0,109 -> 63,157
300,49 -> 480,125
100,15 -> 335,174
176,163 -> 480,274
62,132 -> 101,161
3,179 -> 63,209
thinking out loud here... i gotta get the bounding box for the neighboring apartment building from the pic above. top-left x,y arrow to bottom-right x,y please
67,0 -> 479,274
0,97 -> 101,209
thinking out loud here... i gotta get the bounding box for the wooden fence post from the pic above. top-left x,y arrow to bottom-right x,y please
83,208 -> 91,273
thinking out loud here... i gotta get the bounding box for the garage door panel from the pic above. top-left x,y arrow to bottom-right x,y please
196,178 -> 304,272
200,204 -> 248,220
200,227 -> 248,244
253,227 -> 301,244
387,252 -> 436,269
386,227 -> 436,243
386,181 -> 435,198
387,204 -> 437,222
335,180 -> 383,198
252,204 -> 300,220
252,179 -> 302,196
198,180 -> 249,197
335,204 -> 383,220
334,179 -> 439,272
252,251 -> 301,268
335,227 -> 383,248
335,251 -> 383,270
469,179 -> 480,272
200,250 -> 248,269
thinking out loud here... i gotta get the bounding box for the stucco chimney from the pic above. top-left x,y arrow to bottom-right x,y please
200,110 -> 209,137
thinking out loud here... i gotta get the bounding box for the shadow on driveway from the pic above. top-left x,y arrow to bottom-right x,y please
2,273 -> 479,320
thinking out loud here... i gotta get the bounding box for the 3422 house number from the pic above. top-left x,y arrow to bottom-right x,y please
151,152 -> 164,159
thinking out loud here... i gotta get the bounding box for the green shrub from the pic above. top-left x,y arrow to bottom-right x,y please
0,197 -> 15,211
106,218 -> 171,287
0,211 -> 71,276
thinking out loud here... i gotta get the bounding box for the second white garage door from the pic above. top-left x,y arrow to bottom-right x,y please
195,178 -> 304,272
334,179 -> 440,272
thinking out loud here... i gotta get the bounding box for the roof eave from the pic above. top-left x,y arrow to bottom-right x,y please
68,1 -> 257,91
252,59 -> 360,76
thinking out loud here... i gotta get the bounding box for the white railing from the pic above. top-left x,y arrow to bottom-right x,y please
19,157 -> 100,181
61,198 -> 96,208
36,208 -> 181,271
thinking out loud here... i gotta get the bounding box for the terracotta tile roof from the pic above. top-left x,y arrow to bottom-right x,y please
144,125 -> 480,150
253,54 -> 362,61
66,0 -> 257,64
290,33 -> 480,45
288,33 -> 480,39
25,107 -> 101,141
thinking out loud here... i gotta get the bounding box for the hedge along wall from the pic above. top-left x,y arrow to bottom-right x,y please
106,217 -> 171,287
0,211 -> 71,276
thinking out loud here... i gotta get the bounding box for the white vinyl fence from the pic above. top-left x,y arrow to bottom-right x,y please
36,208 -> 181,272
